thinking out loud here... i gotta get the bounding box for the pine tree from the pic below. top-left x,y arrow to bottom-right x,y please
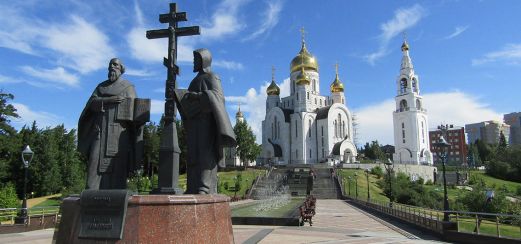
233,120 -> 261,165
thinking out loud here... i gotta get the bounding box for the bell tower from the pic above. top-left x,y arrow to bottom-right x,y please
392,39 -> 432,165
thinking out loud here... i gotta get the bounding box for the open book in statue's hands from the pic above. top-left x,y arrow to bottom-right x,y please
174,89 -> 201,119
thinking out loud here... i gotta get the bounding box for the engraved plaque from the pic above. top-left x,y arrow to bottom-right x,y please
78,189 -> 130,240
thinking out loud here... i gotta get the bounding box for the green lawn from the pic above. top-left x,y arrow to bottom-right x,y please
337,169 -> 390,202
470,171 -> 521,197
31,198 -> 61,208
457,216 -> 521,239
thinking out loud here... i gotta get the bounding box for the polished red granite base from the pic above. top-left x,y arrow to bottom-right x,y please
55,194 -> 234,244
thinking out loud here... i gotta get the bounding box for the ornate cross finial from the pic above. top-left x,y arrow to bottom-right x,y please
238,102 -> 241,112
271,65 -> 275,81
300,27 -> 306,44
335,63 -> 339,75
402,31 -> 408,42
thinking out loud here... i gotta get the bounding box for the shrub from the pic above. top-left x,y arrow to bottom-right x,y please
370,166 -> 384,179
0,183 -> 20,208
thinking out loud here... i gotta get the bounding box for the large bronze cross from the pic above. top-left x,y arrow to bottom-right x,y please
146,3 -> 200,194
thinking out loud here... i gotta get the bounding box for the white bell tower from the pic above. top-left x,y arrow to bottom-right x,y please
392,40 -> 433,165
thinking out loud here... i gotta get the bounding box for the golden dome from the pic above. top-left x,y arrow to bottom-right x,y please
290,28 -> 318,73
330,74 -> 344,93
290,43 -> 318,73
401,41 -> 409,51
266,80 -> 280,96
236,104 -> 244,118
295,67 -> 311,86
330,64 -> 344,93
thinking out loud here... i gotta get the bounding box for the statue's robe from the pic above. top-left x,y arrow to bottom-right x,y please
181,55 -> 236,194
78,78 -> 143,189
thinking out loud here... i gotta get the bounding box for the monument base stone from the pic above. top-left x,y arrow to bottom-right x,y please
54,194 -> 234,244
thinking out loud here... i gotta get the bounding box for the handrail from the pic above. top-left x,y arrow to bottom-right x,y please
336,176 -> 521,239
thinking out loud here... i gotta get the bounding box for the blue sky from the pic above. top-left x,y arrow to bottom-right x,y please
1,0 -> 520,146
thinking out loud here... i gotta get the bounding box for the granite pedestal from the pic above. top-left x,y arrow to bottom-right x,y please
54,194 -> 234,243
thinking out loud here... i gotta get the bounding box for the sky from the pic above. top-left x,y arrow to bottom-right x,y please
1,0 -> 520,146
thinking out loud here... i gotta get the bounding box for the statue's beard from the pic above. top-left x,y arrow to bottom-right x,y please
108,69 -> 121,82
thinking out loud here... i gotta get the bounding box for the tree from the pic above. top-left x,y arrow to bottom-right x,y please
0,91 -> 19,136
233,120 -> 261,165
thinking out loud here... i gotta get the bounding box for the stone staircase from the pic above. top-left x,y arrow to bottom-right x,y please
310,168 -> 341,199
249,167 -> 341,199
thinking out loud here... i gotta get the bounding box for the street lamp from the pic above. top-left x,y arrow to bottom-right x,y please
354,173 -> 358,199
434,130 -> 451,222
347,176 -> 352,196
16,145 -> 34,224
365,169 -> 370,202
384,159 -> 394,205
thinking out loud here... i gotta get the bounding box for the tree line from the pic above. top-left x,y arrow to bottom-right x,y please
0,90 -> 261,207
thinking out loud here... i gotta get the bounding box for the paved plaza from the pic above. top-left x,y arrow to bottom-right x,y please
0,199 -> 446,243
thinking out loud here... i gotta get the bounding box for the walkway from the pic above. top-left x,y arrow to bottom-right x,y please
233,199 -> 446,243
0,199 -> 447,243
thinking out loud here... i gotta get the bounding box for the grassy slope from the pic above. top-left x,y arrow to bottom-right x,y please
337,169 -> 390,202
470,171 -> 521,196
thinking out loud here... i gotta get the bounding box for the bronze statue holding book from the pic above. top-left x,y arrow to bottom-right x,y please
78,58 -> 150,190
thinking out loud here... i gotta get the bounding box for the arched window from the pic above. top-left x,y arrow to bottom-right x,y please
277,121 -> 280,139
342,121 -> 346,138
337,113 -> 342,138
307,92 -> 309,99
412,78 -> 418,92
402,122 -> 406,143
400,78 -> 407,93
315,98 -> 317,104
400,99 -> 408,111
333,121 -> 337,138
312,80 -> 316,91
271,123 -> 274,139
416,99 -> 421,110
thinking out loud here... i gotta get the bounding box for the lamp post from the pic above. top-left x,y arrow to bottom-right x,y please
16,145 -> 34,224
347,176 -> 352,196
384,158 -> 394,205
434,125 -> 451,222
365,169 -> 370,202
354,173 -> 358,199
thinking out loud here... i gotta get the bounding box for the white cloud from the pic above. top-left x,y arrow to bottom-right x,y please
225,77 -> 290,143
443,25 -> 469,40
0,74 -> 20,84
125,67 -> 155,77
42,15 -> 115,74
151,99 -> 164,115
127,2 -> 195,63
11,103 -> 63,129
200,0 -> 250,41
364,4 -> 426,65
472,43 -> 521,65
354,91 -> 502,145
242,0 -> 283,41
20,66 -> 79,87
213,60 -> 244,70
0,5 -> 114,74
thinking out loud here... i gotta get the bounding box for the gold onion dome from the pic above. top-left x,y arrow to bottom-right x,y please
290,28 -> 318,73
236,104 -> 244,118
401,40 -> 409,51
330,74 -> 344,93
266,80 -> 280,96
330,64 -> 344,93
295,66 -> 311,85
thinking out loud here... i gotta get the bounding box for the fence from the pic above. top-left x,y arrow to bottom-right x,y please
0,206 -> 60,226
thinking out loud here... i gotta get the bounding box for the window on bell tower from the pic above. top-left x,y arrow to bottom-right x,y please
400,78 -> 407,93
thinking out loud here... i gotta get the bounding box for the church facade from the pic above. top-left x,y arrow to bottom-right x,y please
260,36 -> 357,165
392,41 -> 433,165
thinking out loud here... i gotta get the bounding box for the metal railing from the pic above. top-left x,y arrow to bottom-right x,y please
0,206 -> 60,225
344,194 -> 521,240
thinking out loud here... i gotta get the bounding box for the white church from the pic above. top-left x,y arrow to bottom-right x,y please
392,40 -> 433,165
260,34 -> 357,165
